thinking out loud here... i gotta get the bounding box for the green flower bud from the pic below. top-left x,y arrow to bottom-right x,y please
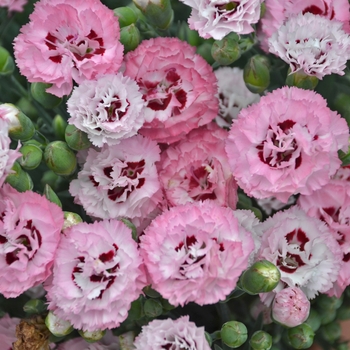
321,321 -> 341,343
19,144 -> 43,170
287,323 -> 314,349
318,308 -> 337,325
244,55 -> 270,94
23,299 -> 47,314
0,46 -> 15,75
286,69 -> 319,90
44,141 -> 77,176
31,82 -> 62,109
337,305 -> 350,320
65,124 -> 92,151
53,114 -> 67,141
79,329 -> 106,343
143,298 -> 163,318
316,294 -> 343,311
197,42 -> 215,65
221,321 -> 248,348
240,260 -> 280,295
211,34 -> 241,65
133,0 -> 174,30
63,211 -> 83,230
304,309 -> 321,332
41,170 -> 64,191
120,24 -> 141,52
249,330 -> 272,350
178,22 -> 201,47
16,97 -> 38,122
45,311 -> 74,337
44,184 -> 62,208
5,162 -> 33,192
114,7 -> 138,27
336,342 -> 350,350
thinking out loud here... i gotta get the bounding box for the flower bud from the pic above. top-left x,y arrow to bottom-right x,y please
63,211 -> 83,230
244,55 -> 270,94
321,321 -> 341,343
31,82 -> 62,109
286,69 -> 319,90
0,103 -> 35,141
144,298 -> 163,318
272,287 -> 310,328
45,311 -> 74,337
41,170 -> 64,191
44,141 -> 77,176
78,329 -> 106,343
114,6 -> 138,27
240,260 -> 280,295
5,162 -> 33,192
211,34 -> 241,65
65,124 -> 92,151
16,97 -> 39,122
304,309 -> 321,332
178,21 -> 201,47
221,321 -> 248,348
0,46 -> 15,75
249,330 -> 272,350
287,323 -> 314,349
44,184 -> 62,208
133,0 -> 174,30
23,299 -> 47,314
316,294 -> 343,312
53,114 -> 67,141
19,144 -> 43,170
120,24 -> 141,52
336,343 -> 350,350
197,42 -> 216,65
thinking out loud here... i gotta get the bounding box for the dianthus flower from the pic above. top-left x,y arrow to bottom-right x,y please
67,73 -> 145,147
158,123 -> 238,209
45,220 -> 144,332
269,13 -> 350,79
179,0 -> 262,40
124,37 -> 218,143
0,184 -> 64,298
0,0 -> 27,12
140,201 -> 255,306
13,0 -> 123,97
0,314 -> 19,348
134,316 -> 211,350
258,206 -> 342,300
214,67 -> 260,128
69,135 -> 161,220
225,86 -> 349,202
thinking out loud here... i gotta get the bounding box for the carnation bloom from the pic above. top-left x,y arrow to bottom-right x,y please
214,67 -> 260,128
158,123 -> 238,209
258,206 -> 343,300
140,201 -> 255,306
0,314 -> 20,348
225,86 -> 349,202
134,316 -> 211,350
13,0 -> 123,97
179,0 -> 262,40
67,73 -> 145,147
0,0 -> 27,12
124,37 -> 218,144
258,0 -> 350,51
45,220 -> 144,331
70,135 -> 161,220
272,287 -> 310,327
269,13 -> 350,79
0,184 -> 63,298
298,181 -> 350,297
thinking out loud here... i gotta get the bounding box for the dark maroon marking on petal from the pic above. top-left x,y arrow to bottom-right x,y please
295,154 -> 302,169
87,30 -> 98,40
175,242 -> 184,252
90,274 -> 104,282
77,256 -> 85,263
343,252 -> 350,262
108,186 -> 127,201
219,243 -> 225,252
136,178 -> 145,189
103,166 -> 113,179
323,207 -> 336,217
147,94 -> 172,111
278,254 -> 305,273
0,235 -> 7,244
161,344 -> 171,350
108,263 -> 120,274
6,252 -> 19,265
66,35 -> 74,41
296,228 -> 309,251
313,135 -> 318,141
89,175 -> 99,187
113,244 -> 119,251
192,192 -> 217,201
189,166 -> 208,190
17,235 -> 31,251
49,55 -> 62,64
99,250 -> 114,263
45,33 -> 57,50
285,229 -> 296,242
73,266 -> 83,274
73,52 -> 93,61
165,69 -> 180,83
302,5 -> 323,15
94,47 -> 106,55
175,89 -> 187,109
278,119 -> 296,132
143,80 -> 158,89
186,235 -> 197,247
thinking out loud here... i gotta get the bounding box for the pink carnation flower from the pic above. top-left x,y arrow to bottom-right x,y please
258,0 -> 350,51
215,67 -> 260,128
179,0 -> 262,40
272,287 -> 310,327
0,0 -> 27,12
298,181 -> 350,297
158,123 -> 238,209
269,13 -> 350,79
0,314 -> 20,348
124,37 -> 218,144
45,220 -> 144,332
67,73 -> 145,147
13,0 -> 123,97
225,86 -> 349,202
134,316 -> 211,350
0,184 -> 63,298
70,135 -> 161,220
258,206 -> 342,300
140,201 -> 255,306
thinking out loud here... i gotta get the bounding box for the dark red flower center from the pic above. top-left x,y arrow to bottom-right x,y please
187,165 -> 217,201
102,96 -> 130,122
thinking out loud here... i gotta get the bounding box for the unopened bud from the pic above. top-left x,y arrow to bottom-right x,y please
78,329 -> 106,343
304,309 -> 321,332
287,323 -> 314,349
211,34 -> 241,65
31,82 -> 62,109
19,144 -> 43,170
197,42 -> 215,65
45,311 -> 73,337
316,294 -> 343,312
244,55 -> 270,94
44,184 -> 62,208
16,97 -> 38,122
240,260 -> 280,295
178,22 -> 201,47
0,46 -> 14,75
23,299 -> 47,314
114,7 -> 138,27
5,162 -> 33,192
120,24 -> 141,52
65,124 -> 92,151
286,69 -> 318,90
249,330 -> 272,350
53,114 -> 67,141
221,321 -> 248,348
63,211 -> 83,230
321,321 -> 341,343
44,141 -> 77,176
